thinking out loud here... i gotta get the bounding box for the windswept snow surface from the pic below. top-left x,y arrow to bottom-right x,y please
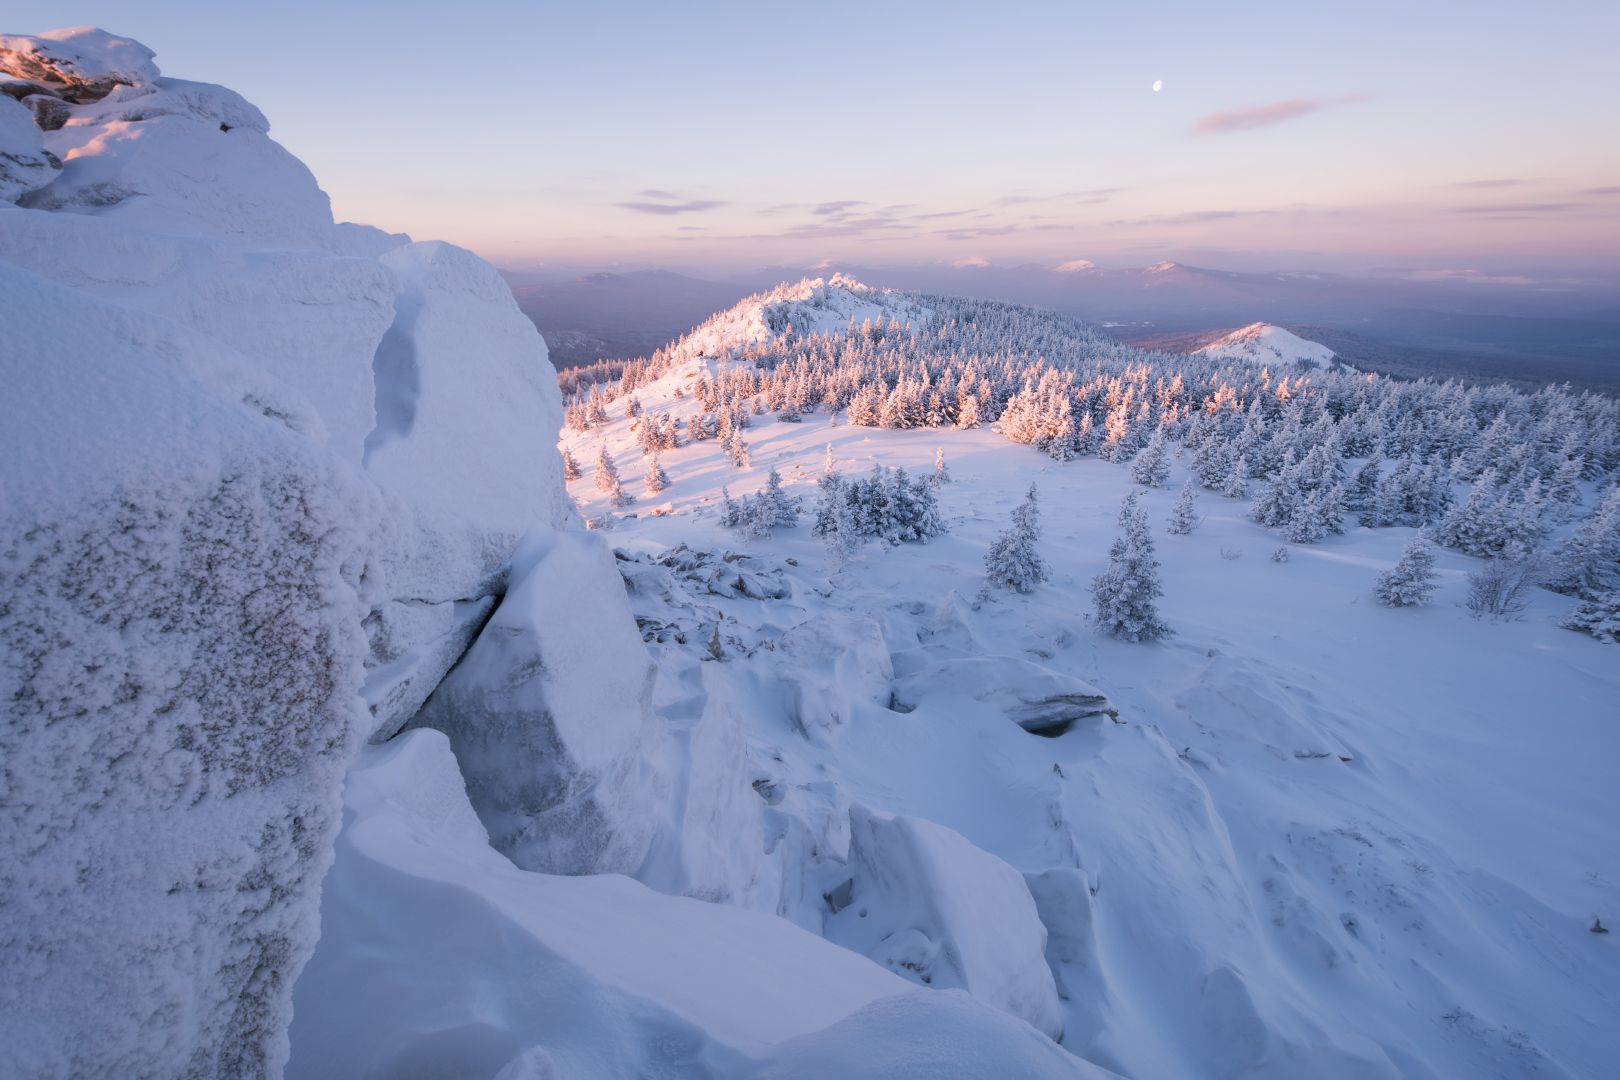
555,300 -> 1620,1078
1194,322 -> 1339,370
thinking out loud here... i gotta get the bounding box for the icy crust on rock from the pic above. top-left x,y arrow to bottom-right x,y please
0,25 -> 588,1078
410,531 -> 663,876
0,260 -> 378,1079
289,730 -> 1099,1080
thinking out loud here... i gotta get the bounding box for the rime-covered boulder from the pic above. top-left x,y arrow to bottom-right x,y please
0,26 -> 159,99
411,530 -> 664,877
825,806 -> 1065,1041
897,655 -> 1113,736
0,24 -> 590,1078
0,94 -> 58,199
0,258 -> 379,1080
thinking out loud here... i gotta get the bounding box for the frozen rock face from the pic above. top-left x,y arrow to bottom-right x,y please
0,94 -> 58,199
0,27 -> 159,99
0,260 -> 378,1079
1,25 -> 588,1079
826,806 -> 1065,1041
411,531 -> 663,877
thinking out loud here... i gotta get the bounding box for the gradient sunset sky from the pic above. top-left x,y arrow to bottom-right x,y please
11,1 -> 1620,275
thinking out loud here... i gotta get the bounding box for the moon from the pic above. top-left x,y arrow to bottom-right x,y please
1152,79 -> 1164,92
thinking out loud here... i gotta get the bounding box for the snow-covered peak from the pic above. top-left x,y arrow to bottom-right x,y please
669,273 -> 931,362
1054,259 -> 1097,273
1192,321 -> 1337,370
1145,260 -> 1182,273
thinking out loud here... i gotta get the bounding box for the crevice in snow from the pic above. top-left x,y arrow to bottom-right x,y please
361,291 -> 422,464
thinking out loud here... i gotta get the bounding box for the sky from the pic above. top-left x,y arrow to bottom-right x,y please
8,1 -> 1620,277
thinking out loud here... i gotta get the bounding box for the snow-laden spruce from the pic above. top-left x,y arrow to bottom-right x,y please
1166,481 -> 1200,535
1374,530 -> 1439,607
985,484 -> 1049,594
1091,492 -> 1171,641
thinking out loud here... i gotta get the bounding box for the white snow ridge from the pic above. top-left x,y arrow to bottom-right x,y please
4,22 -> 1620,1080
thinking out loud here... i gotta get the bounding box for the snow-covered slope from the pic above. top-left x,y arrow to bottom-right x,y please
1193,321 -> 1339,370
544,305 -> 1620,1078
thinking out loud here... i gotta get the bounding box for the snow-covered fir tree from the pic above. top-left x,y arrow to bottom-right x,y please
718,485 -> 742,527
931,447 -> 951,486
593,444 -> 621,494
644,453 -> 669,496
1547,486 -> 1620,600
1562,591 -> 1620,643
1130,428 -> 1171,488
1374,530 -> 1438,607
1091,492 -> 1171,641
561,448 -> 582,481
985,484 -> 1048,594
1167,481 -> 1200,535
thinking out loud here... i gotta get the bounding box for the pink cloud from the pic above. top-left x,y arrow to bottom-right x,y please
951,256 -> 990,268
1191,95 -> 1369,135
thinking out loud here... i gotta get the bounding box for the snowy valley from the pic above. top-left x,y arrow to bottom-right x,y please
3,24 -> 1619,1080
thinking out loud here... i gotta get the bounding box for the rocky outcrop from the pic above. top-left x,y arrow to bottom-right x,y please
0,25 -> 595,1078
0,27 -> 159,100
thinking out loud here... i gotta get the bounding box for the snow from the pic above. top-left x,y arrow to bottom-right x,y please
827,805 -> 1066,1040
0,27 -> 159,93
0,94 -> 58,199
7,20 -> 1619,1080
557,334 -> 1620,1078
409,529 -> 664,876
288,729 -> 1102,1079
1193,321 -> 1340,370
1,25 -> 589,1077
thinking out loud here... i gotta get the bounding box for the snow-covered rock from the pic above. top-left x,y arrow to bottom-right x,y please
777,613 -> 893,741
1192,322 -> 1337,370
0,94 -> 58,199
826,806 -> 1065,1040
0,27 -> 159,98
289,730 -> 1087,1079
0,258 -> 378,1079
0,24 -> 595,1076
896,654 -> 1114,736
411,530 -> 663,876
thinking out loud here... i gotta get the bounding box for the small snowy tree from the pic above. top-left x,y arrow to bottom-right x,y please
1166,481 -> 1200,535
931,447 -> 951,486
1374,531 -> 1438,607
1221,455 -> 1250,500
985,484 -> 1048,594
1091,493 -> 1172,641
1130,428 -> 1171,488
644,453 -> 669,496
593,444 -> 621,494
1562,591 -> 1620,643
824,443 -> 836,476
753,466 -> 800,529
718,486 -> 742,527
561,448 -> 582,481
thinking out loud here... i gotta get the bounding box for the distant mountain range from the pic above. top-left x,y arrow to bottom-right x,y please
503,261 -> 1620,392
